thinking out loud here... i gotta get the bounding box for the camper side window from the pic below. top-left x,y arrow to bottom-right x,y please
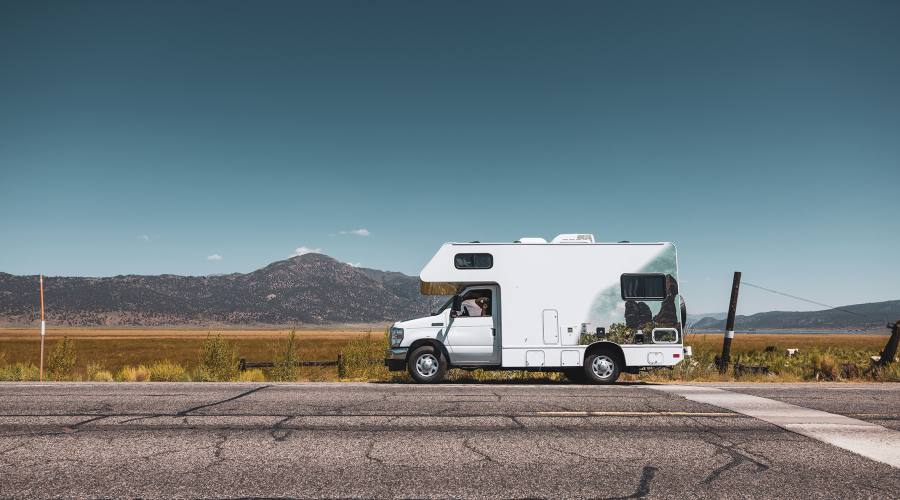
454,253 -> 493,269
621,274 -> 666,300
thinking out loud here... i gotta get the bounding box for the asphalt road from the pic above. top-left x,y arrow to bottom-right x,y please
1,382 -> 898,499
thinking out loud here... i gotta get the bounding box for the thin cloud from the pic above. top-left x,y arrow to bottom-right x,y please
346,261 -> 361,267
207,254 -> 223,261
289,246 -> 322,257
338,228 -> 371,237
137,234 -> 151,241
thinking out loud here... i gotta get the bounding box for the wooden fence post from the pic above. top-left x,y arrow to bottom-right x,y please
337,353 -> 346,379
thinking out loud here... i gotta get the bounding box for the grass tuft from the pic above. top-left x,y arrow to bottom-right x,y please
149,360 -> 190,382
0,362 -> 39,381
92,370 -> 115,382
238,369 -> 267,382
117,365 -> 150,382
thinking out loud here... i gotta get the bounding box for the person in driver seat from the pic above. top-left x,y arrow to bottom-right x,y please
460,297 -> 483,316
476,297 -> 490,316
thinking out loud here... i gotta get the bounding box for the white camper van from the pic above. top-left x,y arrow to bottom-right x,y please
384,234 -> 691,384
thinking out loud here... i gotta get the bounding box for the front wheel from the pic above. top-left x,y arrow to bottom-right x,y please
407,345 -> 448,383
584,352 -> 621,384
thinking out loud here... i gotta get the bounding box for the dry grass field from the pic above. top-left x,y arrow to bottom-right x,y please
684,332 -> 890,353
0,327 -> 896,382
0,327 -> 383,381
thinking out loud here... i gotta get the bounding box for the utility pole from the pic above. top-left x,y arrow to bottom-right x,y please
39,274 -> 45,382
719,272 -> 741,374
878,320 -> 899,366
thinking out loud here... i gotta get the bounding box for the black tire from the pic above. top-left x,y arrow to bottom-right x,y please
584,351 -> 621,384
563,368 -> 587,384
407,345 -> 448,383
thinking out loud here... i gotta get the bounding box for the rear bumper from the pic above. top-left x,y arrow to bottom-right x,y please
384,347 -> 408,371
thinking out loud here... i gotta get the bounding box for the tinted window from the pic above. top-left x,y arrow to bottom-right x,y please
454,253 -> 493,269
621,274 -> 666,300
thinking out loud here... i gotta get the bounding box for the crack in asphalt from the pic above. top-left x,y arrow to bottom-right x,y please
119,414 -> 163,424
364,439 -> 383,464
599,465 -> 658,499
193,433 -> 230,474
269,416 -> 294,442
63,415 -> 110,432
462,437 -> 496,463
177,385 -> 271,416
701,438 -> 770,485
685,416 -> 770,485
329,392 -> 390,416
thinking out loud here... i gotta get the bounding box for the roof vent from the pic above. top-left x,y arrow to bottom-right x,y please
518,237 -> 547,244
551,233 -> 595,244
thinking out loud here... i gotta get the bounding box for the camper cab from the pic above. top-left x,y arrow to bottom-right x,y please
384,234 -> 690,384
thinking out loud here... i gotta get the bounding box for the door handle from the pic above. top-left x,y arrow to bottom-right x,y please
492,328 -> 496,336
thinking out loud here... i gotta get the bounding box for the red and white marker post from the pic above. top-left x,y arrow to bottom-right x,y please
39,274 -> 45,382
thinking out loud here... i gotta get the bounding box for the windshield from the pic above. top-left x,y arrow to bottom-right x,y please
432,296 -> 455,315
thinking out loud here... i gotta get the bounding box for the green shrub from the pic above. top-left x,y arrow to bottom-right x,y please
117,365 -> 150,382
0,362 -> 40,381
47,337 -> 77,381
149,360 -> 190,382
197,334 -> 238,382
342,331 -> 390,380
269,330 -> 300,381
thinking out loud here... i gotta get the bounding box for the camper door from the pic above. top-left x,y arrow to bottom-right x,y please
445,285 -> 499,364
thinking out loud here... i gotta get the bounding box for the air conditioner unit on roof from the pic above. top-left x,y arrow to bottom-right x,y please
551,233 -> 595,244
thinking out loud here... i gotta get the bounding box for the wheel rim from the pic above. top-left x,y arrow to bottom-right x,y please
415,353 -> 439,378
591,355 -> 615,379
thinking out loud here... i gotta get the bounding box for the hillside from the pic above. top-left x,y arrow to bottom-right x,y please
0,254 -> 444,326
692,300 -> 900,330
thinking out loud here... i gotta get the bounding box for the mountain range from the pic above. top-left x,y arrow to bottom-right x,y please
0,254 -> 443,326
691,300 -> 900,331
1,255 -> 896,329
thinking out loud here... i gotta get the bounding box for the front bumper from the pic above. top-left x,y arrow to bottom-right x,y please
384,347 -> 408,371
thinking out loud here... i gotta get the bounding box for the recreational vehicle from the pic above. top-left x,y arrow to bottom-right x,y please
384,234 -> 690,383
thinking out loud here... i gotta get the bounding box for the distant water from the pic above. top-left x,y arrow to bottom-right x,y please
691,329 -> 886,335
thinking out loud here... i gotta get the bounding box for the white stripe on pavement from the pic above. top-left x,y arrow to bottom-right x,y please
535,411 -> 736,417
651,385 -> 900,469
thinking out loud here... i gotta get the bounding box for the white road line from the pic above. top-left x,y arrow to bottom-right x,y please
651,385 -> 900,469
534,411 -> 736,417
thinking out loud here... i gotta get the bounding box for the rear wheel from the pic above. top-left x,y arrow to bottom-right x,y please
407,345 -> 448,383
584,352 -> 621,384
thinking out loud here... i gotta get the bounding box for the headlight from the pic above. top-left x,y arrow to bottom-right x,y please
389,327 -> 404,347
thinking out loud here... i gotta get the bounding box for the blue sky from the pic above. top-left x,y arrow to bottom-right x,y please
1,0 -> 898,314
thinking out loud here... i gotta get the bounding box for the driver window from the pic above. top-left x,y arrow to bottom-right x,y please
455,289 -> 492,317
